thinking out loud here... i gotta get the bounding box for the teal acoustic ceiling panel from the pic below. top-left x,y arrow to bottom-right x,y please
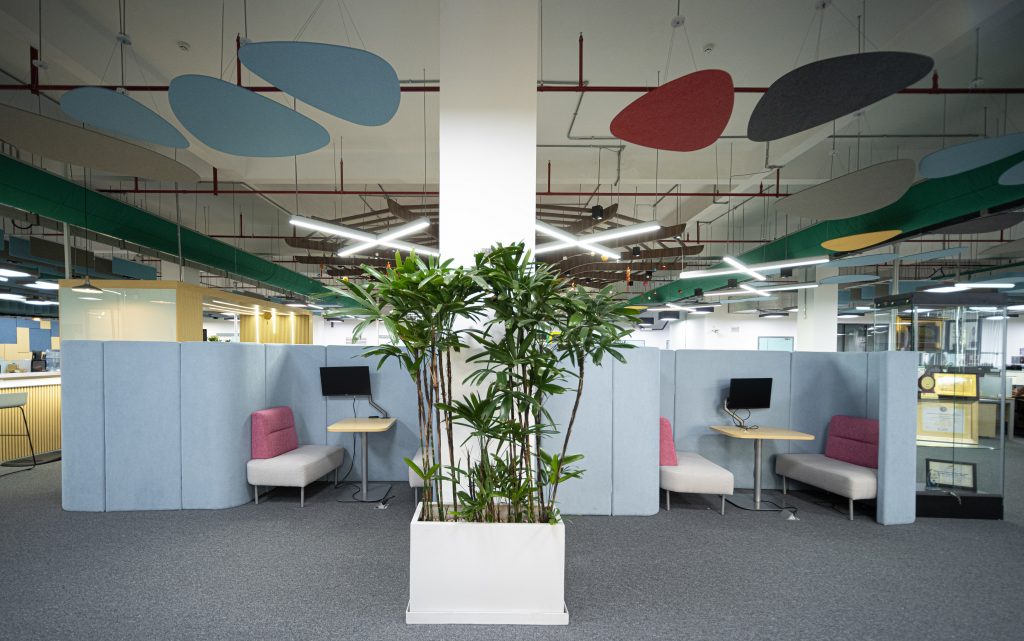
168,75 -> 330,157
1001,159 -> 1024,186
920,133 -> 1024,179
61,87 -> 189,148
239,41 -> 401,126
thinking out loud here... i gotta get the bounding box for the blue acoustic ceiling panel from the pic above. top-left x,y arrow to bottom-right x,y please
900,247 -> 967,263
168,75 -> 330,157
919,133 -> 1024,179
60,87 -> 188,148
818,274 -> 879,285
748,52 -> 933,141
1000,158 -> 1024,185
239,41 -> 400,126
827,252 -> 897,269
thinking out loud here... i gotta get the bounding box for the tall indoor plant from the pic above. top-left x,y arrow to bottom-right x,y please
332,243 -> 636,624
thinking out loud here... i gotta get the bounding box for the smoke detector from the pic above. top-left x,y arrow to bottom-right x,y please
670,15 -> 684,28
176,40 -> 191,52
703,43 -> 714,55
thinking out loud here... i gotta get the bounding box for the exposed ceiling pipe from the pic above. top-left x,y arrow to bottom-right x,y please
99,187 -> 783,198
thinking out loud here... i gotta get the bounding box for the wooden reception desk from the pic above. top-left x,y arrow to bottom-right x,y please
0,372 -> 61,462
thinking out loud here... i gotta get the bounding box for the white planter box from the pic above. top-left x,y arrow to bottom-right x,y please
406,502 -> 568,625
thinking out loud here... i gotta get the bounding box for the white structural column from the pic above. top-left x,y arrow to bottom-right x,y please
438,0 -> 538,266
796,266 -> 838,352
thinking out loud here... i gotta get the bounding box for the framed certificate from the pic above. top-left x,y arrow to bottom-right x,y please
916,399 -> 979,444
925,458 -> 978,492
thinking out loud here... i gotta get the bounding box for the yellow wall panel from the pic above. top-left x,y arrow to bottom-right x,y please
40,320 -> 51,330
0,382 -> 61,462
51,336 -> 61,350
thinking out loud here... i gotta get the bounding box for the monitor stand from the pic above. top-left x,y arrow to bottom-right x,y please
723,399 -> 749,429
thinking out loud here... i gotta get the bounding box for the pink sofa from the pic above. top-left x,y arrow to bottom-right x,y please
246,407 -> 345,507
775,415 -> 879,520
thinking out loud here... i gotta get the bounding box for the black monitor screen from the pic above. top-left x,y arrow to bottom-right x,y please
320,366 -> 371,397
727,378 -> 772,410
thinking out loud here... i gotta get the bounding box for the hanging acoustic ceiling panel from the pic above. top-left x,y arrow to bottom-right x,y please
818,274 -> 880,285
981,238 -> 1024,258
932,211 -> 1024,235
1000,159 -> 1024,186
60,87 -> 189,148
827,252 -> 897,269
747,52 -> 933,142
900,247 -> 968,263
0,104 -> 199,183
239,41 -> 401,127
168,75 -> 330,156
919,133 -> 1024,179
609,69 -> 734,152
775,159 -> 916,221
821,230 -> 902,252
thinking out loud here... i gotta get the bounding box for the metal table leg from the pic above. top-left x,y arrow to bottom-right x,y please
724,438 -> 782,512
338,431 -> 391,503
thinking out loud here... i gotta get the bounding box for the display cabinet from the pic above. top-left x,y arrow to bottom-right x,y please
871,291 -> 1008,519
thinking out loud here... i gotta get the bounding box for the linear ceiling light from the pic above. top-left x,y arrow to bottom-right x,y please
723,256 -> 767,281
0,292 -> 26,301
0,268 -> 31,278
678,255 -> 830,279
739,283 -> 770,296
338,218 -> 433,257
535,221 -> 619,259
925,281 -> 1016,293
756,282 -> 818,293
26,281 -> 60,290
290,215 -> 438,257
535,222 -> 661,254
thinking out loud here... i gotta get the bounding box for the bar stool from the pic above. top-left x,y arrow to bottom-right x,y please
0,392 -> 35,469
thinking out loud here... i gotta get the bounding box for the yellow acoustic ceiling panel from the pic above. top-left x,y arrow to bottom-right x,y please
821,230 -> 902,252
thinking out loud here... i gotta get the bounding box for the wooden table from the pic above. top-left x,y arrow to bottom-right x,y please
328,417 -> 396,502
709,425 -> 814,511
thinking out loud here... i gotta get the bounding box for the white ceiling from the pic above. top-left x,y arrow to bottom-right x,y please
1,0 -> 1024,291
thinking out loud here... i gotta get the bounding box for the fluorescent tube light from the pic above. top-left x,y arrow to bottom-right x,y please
26,281 -> 60,290
724,256 -> 767,281
535,221 -> 618,259
739,283 -> 770,297
756,283 -> 818,293
0,268 -> 31,278
535,222 -> 662,254
679,255 -> 830,279
338,218 -> 432,257
0,293 -> 26,301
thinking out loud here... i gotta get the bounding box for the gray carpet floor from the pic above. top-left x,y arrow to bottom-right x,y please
3,445 -> 1024,641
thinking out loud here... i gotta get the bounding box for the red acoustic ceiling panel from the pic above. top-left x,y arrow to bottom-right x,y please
610,69 -> 734,152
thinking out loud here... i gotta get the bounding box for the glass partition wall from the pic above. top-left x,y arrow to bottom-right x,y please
872,291 -> 1008,519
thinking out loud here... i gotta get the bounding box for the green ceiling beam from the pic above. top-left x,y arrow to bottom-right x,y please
0,155 -> 353,302
631,150 -> 1024,306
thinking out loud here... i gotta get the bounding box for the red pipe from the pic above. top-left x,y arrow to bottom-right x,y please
0,82 -> 439,92
547,161 -> 551,193
235,35 -> 242,86
99,187 -> 785,198
213,167 -> 219,195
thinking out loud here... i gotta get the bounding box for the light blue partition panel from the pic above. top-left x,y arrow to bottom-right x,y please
788,352 -> 870,454
265,345 -> 327,447
103,342 -> 182,511
612,348 -> 660,515
325,346 -> 418,481
659,349 -> 675,420
673,350 -> 793,490
60,341 -> 106,511
873,351 -> 918,525
547,358 -> 614,515
180,343 -> 265,509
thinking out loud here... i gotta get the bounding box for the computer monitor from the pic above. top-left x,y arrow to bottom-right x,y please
727,378 -> 773,409
320,366 -> 371,397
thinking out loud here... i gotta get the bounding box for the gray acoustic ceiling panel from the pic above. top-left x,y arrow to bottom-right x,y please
919,133 -> 1024,179
933,211 -> 1024,235
981,238 -> 1024,258
747,52 -> 933,141
819,274 -> 880,285
0,104 -> 199,183
901,247 -> 968,263
775,159 -> 916,221
827,252 -> 898,269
